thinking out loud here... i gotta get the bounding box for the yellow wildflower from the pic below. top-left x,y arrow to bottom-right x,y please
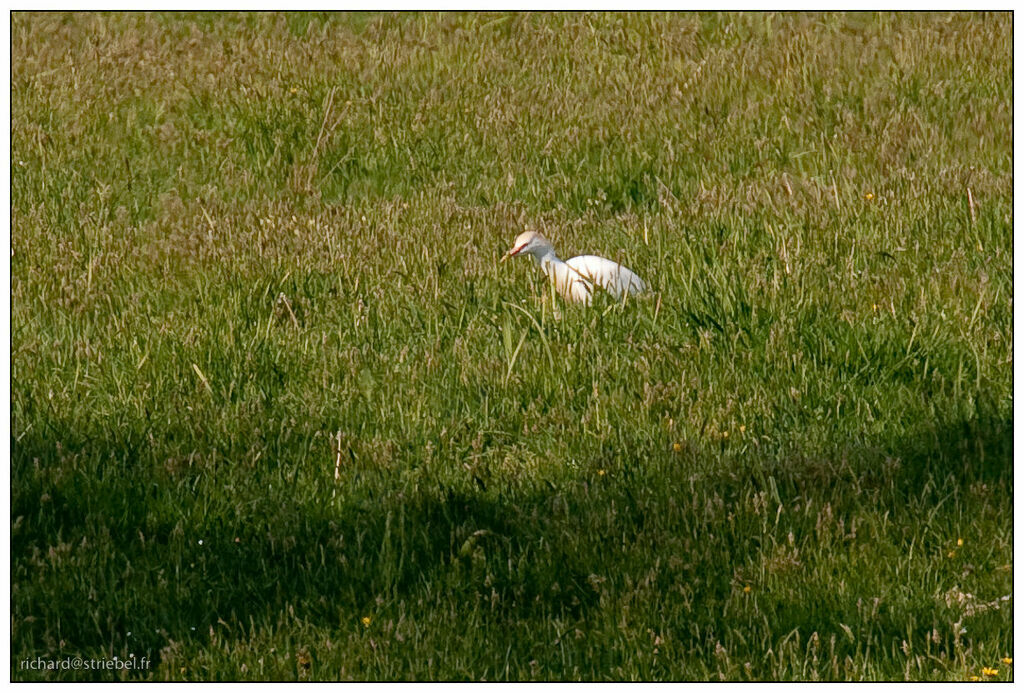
739,425 -> 746,433
597,469 -> 606,477
673,443 -> 681,452
743,585 -> 752,593
290,87 -> 298,94
957,538 -> 963,546
361,616 -> 371,627
1001,658 -> 1012,665
865,192 -> 874,200
969,676 -> 980,681
982,667 -> 998,676
721,431 -> 729,439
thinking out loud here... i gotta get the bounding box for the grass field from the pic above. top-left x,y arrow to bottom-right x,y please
10,11 -> 1013,681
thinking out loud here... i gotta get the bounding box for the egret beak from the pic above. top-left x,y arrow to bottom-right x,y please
501,244 -> 525,263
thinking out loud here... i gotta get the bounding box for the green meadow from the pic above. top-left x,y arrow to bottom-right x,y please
11,11 -> 1012,681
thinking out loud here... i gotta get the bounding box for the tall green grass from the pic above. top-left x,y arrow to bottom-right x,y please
12,11 -> 1012,681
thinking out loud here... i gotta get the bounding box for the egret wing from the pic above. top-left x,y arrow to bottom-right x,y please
551,261 -> 595,304
565,255 -> 646,298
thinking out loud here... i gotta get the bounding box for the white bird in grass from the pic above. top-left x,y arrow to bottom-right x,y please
501,230 -> 646,305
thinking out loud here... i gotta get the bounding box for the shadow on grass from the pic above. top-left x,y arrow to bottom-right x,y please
11,404 -> 1011,679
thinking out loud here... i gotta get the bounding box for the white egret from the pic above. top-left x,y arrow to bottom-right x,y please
501,231 -> 646,305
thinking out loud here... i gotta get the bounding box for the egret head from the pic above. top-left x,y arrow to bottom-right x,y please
501,230 -> 554,263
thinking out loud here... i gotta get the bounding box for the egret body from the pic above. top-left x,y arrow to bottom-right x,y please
501,231 -> 646,305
